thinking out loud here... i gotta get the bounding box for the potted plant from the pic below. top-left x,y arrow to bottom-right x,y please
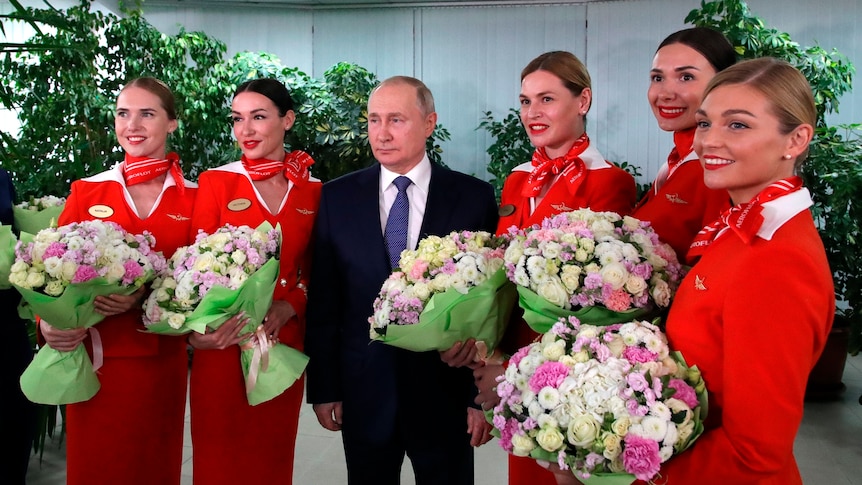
688,0 -> 861,400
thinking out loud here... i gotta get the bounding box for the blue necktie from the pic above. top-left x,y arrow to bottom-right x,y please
385,176 -> 412,268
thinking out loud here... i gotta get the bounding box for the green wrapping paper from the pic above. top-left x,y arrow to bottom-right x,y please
517,286 -> 652,333
371,268 -> 517,356
197,256 -> 309,406
145,221 -> 308,406
16,278 -> 143,404
0,224 -> 15,290
12,204 -> 64,235
575,473 -> 637,485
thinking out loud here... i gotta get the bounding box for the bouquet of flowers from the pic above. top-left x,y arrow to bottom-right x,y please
13,195 -> 66,234
11,219 -> 166,404
503,209 -> 685,333
0,224 -> 15,289
142,221 -> 308,406
491,317 -> 707,484
369,230 -> 517,357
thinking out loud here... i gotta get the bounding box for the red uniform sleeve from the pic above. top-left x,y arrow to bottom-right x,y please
658,243 -> 833,484
588,165 -> 637,216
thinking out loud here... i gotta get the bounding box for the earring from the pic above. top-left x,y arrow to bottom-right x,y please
783,154 -> 792,160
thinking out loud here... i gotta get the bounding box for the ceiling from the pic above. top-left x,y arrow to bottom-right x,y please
151,0 -> 606,8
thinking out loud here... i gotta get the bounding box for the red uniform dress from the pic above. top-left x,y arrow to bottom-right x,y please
640,189 -> 834,484
497,141 -> 637,485
59,165 -> 197,485
189,161 -> 321,485
631,129 -> 730,265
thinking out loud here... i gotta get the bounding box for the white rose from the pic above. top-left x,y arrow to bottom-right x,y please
231,250 -> 247,265
541,241 -> 562,260
650,279 -> 672,307
599,262 -> 628,290
44,280 -> 65,296
624,275 -> 648,296
42,257 -> 63,278
25,271 -> 45,289
536,427 -> 565,452
602,432 -> 623,460
611,416 -> 631,436
511,434 -> 537,457
560,265 -> 581,292
542,340 -> 566,361
567,414 -> 601,447
106,263 -> 126,283
193,252 -> 217,272
537,277 -> 570,309
168,313 -> 186,330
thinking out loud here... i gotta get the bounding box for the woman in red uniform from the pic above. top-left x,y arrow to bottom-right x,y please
40,77 -> 196,485
642,57 -> 835,485
631,28 -> 736,264
445,51 -> 636,485
188,78 -> 321,484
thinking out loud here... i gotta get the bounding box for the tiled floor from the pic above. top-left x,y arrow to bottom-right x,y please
25,355 -> 862,484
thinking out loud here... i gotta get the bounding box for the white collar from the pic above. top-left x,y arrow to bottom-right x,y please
380,154 -> 432,194
757,188 -> 813,240
511,141 -> 611,173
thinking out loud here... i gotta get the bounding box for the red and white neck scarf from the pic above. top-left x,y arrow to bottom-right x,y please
123,152 -> 185,194
241,150 -> 315,185
687,176 -> 803,259
654,128 -> 696,193
522,133 -> 590,198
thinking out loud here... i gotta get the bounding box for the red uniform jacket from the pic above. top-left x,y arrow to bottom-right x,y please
60,166 -> 197,485
497,142 -> 637,485
646,189 -> 834,484
632,148 -> 730,265
189,162 -> 321,485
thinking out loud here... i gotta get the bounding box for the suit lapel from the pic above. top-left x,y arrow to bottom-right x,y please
353,165 -> 391,270
419,163 -> 457,239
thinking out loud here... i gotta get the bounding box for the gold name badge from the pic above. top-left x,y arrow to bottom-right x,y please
228,198 -> 252,212
88,204 -> 114,218
498,204 -> 515,217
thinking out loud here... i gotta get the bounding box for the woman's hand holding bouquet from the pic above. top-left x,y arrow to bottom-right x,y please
11,219 -> 166,404
142,222 -> 308,405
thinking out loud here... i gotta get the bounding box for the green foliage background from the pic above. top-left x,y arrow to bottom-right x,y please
0,0 -> 449,200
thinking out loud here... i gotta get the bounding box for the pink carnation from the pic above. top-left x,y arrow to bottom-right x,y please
667,378 -> 699,409
528,361 -> 570,393
622,434 -> 662,480
72,265 -> 99,283
623,346 -> 658,364
409,260 -> 429,280
603,288 -> 633,312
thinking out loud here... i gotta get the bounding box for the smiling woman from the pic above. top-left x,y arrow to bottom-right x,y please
39,77 -> 197,485
468,50 -> 637,485
631,27 -> 736,266
188,78 -> 322,485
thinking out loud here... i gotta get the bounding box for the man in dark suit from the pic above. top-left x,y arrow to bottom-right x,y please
305,76 -> 498,484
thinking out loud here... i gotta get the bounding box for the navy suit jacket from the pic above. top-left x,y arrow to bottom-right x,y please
305,161 -> 498,443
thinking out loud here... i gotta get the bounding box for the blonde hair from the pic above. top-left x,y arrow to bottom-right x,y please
703,57 -> 816,167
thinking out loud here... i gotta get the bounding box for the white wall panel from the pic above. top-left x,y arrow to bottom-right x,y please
419,5 -> 588,178
311,8 -> 414,78
144,6 -> 314,73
